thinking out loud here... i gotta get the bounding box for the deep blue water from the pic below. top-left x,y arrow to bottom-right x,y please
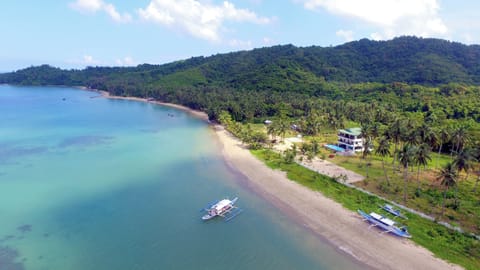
0,85 -> 365,270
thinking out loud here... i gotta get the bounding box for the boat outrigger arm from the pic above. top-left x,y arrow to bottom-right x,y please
201,197 -> 243,222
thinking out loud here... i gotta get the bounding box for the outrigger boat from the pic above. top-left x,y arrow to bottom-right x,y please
201,197 -> 242,221
379,204 -> 408,219
357,210 -> 411,238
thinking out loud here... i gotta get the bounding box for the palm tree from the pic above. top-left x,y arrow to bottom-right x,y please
421,124 -> 439,151
413,143 -> 432,191
266,122 -> 278,142
303,111 -> 323,135
311,139 -> 319,155
362,137 -> 373,178
370,121 -> 381,142
404,129 -> 420,146
398,145 -> 414,204
360,123 -> 373,177
375,136 -> 391,185
387,117 -> 404,170
437,162 -> 458,216
275,118 -> 290,142
436,128 -> 450,168
450,125 -> 470,158
453,148 -> 477,182
453,148 -> 477,197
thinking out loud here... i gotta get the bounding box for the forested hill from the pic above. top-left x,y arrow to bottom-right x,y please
2,36 -> 480,93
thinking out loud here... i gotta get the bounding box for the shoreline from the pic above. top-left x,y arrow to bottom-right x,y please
96,89 -> 209,122
97,90 -> 461,270
213,127 -> 462,270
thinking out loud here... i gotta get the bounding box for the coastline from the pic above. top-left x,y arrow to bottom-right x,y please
98,90 -> 462,270
213,127 -> 462,270
97,90 -> 209,122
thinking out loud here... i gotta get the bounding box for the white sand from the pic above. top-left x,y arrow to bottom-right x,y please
99,91 -> 209,121
300,158 -> 365,183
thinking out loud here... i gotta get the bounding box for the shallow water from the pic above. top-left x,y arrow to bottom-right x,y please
0,85 -> 367,270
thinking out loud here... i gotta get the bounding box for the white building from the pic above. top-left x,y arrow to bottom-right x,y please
337,127 -> 364,152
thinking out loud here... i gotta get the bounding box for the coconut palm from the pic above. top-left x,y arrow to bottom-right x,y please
362,137 -> 374,178
404,129 -> 420,146
375,136 -> 391,185
454,148 -> 476,177
420,124 -> 439,150
303,111 -> 323,135
413,143 -> 432,191
398,145 -> 414,204
436,128 -> 450,168
275,118 -> 290,142
387,117 -> 404,170
266,122 -> 278,142
450,125 -> 470,157
437,162 -> 458,216
311,139 -> 319,155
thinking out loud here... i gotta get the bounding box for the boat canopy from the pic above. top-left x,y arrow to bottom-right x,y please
370,212 -> 395,226
214,199 -> 231,211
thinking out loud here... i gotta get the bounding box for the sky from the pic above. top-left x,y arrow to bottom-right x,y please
1,0 -> 479,71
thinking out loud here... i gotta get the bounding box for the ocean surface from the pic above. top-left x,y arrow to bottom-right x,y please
0,85 -> 366,270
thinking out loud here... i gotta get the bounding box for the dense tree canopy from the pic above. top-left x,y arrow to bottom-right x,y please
1,36 -> 480,127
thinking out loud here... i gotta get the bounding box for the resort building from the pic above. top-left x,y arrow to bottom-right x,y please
337,127 -> 364,152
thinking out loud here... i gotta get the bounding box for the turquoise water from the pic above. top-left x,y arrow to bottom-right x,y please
0,85 -> 366,270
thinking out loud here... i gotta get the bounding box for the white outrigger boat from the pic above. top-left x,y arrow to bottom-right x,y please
358,209 -> 411,238
201,197 -> 242,221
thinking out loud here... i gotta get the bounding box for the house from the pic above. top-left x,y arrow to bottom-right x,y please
337,127 -> 364,152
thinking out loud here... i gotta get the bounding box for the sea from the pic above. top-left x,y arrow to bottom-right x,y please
0,85 -> 366,270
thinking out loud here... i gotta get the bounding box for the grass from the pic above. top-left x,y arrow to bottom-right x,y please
251,149 -> 480,270
323,151 -> 480,234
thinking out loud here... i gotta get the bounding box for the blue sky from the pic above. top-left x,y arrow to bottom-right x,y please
1,0 -> 479,71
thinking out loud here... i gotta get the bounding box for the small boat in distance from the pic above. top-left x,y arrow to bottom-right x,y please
201,197 -> 242,221
380,204 -> 408,219
358,210 -> 411,238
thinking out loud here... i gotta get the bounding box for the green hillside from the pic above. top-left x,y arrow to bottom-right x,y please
1,36 -> 480,124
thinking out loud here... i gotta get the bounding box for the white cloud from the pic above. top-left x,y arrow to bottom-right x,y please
70,0 -> 103,12
228,39 -> 253,49
83,55 -> 100,65
300,0 -> 448,39
137,0 -> 271,41
115,56 -> 137,66
336,29 -> 354,42
262,37 -> 274,46
70,0 -> 132,23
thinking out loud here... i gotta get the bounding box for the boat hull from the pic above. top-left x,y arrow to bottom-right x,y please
202,214 -> 217,220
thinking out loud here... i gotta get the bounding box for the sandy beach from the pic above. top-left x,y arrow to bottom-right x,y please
99,91 -> 462,270
98,90 -> 209,121
213,126 -> 462,270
